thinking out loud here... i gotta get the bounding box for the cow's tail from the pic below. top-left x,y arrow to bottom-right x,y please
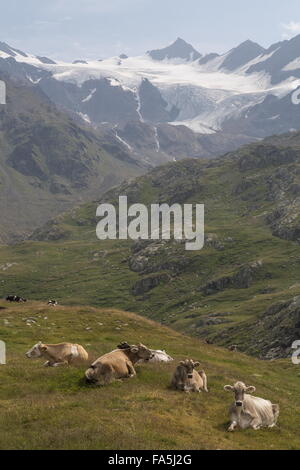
272,404 -> 280,424
199,370 -> 208,392
75,344 -> 89,363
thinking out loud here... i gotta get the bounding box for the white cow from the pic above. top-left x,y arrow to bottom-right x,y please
26,341 -> 89,367
224,382 -> 279,431
139,349 -> 173,363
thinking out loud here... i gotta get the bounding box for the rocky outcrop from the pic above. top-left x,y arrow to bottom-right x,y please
29,221 -> 71,242
201,261 -> 263,295
132,273 -> 170,296
266,200 -> 300,243
128,239 -> 191,276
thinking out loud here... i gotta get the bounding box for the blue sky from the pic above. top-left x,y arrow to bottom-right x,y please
1,0 -> 300,60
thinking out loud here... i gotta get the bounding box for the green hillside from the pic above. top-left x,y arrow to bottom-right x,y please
0,300 -> 299,450
1,132 -> 300,357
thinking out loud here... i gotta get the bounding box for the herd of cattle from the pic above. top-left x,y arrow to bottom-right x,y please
6,296 -> 58,307
25,340 -> 280,432
5,295 -> 279,431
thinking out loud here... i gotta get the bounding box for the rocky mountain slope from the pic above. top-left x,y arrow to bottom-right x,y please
1,130 -> 300,358
0,75 -> 145,243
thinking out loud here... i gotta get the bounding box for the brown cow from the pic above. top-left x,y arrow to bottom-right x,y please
171,359 -> 208,393
26,341 -> 89,367
85,342 -> 153,385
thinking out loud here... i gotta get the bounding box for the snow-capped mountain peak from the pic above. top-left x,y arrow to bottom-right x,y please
220,39 -> 266,71
147,37 -> 202,62
1,35 -> 300,144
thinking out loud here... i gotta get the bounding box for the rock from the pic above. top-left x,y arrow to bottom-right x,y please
216,296 -> 300,359
132,273 -> 170,296
201,261 -> 263,295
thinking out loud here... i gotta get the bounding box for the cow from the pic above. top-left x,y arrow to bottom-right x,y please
48,300 -> 58,307
85,342 -> 153,385
228,345 -> 238,352
171,359 -> 208,393
6,295 -> 27,303
224,381 -> 280,431
26,341 -> 89,367
140,349 -> 173,363
117,342 -> 173,364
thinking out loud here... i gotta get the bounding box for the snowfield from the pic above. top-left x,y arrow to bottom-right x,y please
2,45 -> 300,134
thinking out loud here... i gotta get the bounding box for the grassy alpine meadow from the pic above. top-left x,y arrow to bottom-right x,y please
0,300 -> 299,450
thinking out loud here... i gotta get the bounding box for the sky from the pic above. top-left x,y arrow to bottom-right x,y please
1,0 -> 300,61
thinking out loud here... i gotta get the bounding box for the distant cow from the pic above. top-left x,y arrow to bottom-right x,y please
6,295 -> 27,303
224,382 -> 280,431
26,341 -> 89,367
228,345 -> 238,352
85,342 -> 153,385
48,300 -> 58,307
171,359 -> 208,393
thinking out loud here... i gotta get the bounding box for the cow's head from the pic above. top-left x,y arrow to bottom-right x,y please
85,363 -> 100,384
224,381 -> 256,407
179,359 -> 200,379
25,341 -> 47,359
130,343 -> 153,361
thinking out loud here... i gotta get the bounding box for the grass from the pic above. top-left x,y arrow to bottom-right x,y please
0,300 -> 299,450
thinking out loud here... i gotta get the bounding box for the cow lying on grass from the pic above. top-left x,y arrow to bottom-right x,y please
224,382 -> 280,431
171,359 -> 208,393
85,342 -> 153,385
6,295 -> 27,303
139,349 -> 173,363
26,342 -> 89,367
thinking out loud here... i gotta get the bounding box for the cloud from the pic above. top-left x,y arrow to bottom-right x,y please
48,0 -> 145,15
281,21 -> 300,39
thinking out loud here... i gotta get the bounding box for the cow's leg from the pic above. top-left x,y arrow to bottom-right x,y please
249,416 -> 261,430
65,354 -> 74,365
228,421 -> 238,432
52,361 -> 67,367
103,365 -> 114,385
126,363 -> 136,378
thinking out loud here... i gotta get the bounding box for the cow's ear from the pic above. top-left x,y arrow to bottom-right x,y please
38,341 -> 42,345
246,386 -> 256,394
130,346 -> 139,354
224,385 -> 233,392
179,361 -> 185,365
40,345 -> 48,352
193,361 -> 200,368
